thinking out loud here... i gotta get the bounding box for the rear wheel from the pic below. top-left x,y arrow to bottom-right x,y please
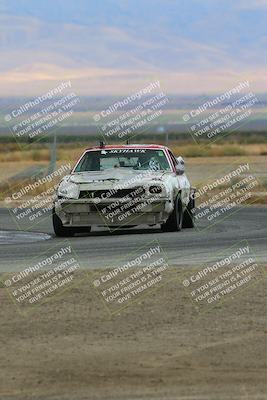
161,195 -> 183,232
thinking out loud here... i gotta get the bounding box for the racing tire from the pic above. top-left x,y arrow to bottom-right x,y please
182,195 -> 195,228
161,194 -> 183,232
52,209 -> 75,237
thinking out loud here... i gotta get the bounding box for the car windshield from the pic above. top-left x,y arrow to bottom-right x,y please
74,148 -> 171,172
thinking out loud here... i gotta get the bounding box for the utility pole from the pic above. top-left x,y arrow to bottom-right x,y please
48,132 -> 57,175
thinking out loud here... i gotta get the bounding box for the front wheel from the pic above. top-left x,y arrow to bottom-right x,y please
52,209 -> 75,237
182,194 -> 195,228
161,195 -> 183,232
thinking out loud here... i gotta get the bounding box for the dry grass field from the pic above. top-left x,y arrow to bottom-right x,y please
0,266 -> 266,400
1,142 -> 267,164
0,141 -> 267,203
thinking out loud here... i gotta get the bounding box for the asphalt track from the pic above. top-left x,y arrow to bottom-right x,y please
0,206 -> 266,271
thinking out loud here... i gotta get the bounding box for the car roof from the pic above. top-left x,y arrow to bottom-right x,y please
85,144 -> 169,151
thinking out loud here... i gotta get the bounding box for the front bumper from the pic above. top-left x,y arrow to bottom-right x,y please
55,196 -> 173,227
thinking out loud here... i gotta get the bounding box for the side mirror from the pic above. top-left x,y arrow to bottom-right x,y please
175,156 -> 185,175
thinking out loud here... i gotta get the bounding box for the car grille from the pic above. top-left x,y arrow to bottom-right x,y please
79,187 -> 146,200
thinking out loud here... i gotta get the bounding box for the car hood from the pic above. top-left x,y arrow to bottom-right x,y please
69,169 -> 170,185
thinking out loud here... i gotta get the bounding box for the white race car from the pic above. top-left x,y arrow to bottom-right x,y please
53,144 -> 195,236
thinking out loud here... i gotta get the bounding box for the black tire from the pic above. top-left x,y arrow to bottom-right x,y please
161,194 -> 183,232
182,195 -> 195,228
52,209 -> 75,237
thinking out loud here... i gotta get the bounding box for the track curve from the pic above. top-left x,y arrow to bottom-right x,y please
0,206 -> 266,271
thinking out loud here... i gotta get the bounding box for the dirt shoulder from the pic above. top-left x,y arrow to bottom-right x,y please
0,267 -> 266,400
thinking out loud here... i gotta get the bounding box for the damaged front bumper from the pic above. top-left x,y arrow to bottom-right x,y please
54,196 -> 173,227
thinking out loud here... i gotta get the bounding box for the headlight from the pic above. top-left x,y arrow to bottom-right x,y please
57,179 -> 79,199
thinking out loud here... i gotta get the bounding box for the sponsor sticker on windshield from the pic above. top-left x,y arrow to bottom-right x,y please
101,149 -> 147,154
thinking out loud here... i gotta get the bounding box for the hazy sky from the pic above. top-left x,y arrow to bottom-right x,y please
0,0 -> 267,96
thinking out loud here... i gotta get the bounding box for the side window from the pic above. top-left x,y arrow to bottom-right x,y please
167,150 -> 177,169
75,152 -> 100,171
